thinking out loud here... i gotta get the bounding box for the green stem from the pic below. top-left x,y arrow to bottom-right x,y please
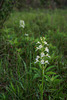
41,66 -> 44,100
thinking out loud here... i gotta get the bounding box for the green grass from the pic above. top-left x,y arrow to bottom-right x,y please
0,9 -> 67,100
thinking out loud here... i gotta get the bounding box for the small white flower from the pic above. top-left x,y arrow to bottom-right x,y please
36,56 -> 40,59
25,33 -> 28,36
46,54 -> 50,58
36,58 -> 39,62
45,60 -> 49,64
36,41 -> 41,44
45,47 -> 49,52
38,45 -> 43,49
36,44 -> 43,51
34,57 -> 39,63
41,52 -> 45,57
41,59 -> 44,64
36,47 -> 39,51
44,41 -> 47,45
20,20 -> 25,28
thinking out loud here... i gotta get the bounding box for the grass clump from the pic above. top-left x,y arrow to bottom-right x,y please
0,9 -> 67,100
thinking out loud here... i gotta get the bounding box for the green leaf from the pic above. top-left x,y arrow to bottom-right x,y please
46,71 -> 56,75
22,60 -> 27,72
46,66 -> 55,71
19,82 -> 25,90
10,82 -> 16,92
14,38 -> 18,44
32,67 -> 40,73
50,75 -> 60,81
53,75 -> 60,80
50,89 -> 57,92
44,75 -> 50,82
54,79 -> 61,84
33,74 -> 40,79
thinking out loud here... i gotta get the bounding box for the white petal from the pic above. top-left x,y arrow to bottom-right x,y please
41,60 -> 44,64
36,41 -> 41,44
45,47 -> 49,52
25,33 -> 28,36
45,60 -> 49,64
36,56 -> 40,58
41,52 -> 45,57
39,45 -> 43,49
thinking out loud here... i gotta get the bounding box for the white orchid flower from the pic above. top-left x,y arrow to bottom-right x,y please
41,52 -> 45,57
45,47 -> 49,52
41,60 -> 44,64
20,20 -> 25,28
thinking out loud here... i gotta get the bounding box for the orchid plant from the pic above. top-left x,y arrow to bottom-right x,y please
34,37 -> 60,100
34,37 -> 51,100
20,20 -> 25,28
19,20 -> 29,37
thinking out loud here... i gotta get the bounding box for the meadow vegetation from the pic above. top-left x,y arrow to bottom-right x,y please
0,9 -> 67,100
